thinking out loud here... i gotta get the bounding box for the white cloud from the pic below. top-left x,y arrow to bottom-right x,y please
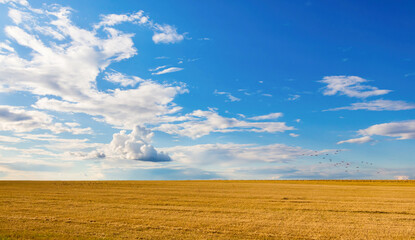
0,42 -> 15,54
152,24 -> 184,44
339,120 -> 415,144
214,90 -> 241,102
100,126 -> 171,162
248,112 -> 283,120
0,135 -> 21,142
8,8 -> 28,24
358,120 -> 415,140
33,81 -> 187,129
149,65 -> 167,72
0,2 -> 188,129
337,136 -> 372,144
287,94 -> 300,101
95,11 -> 184,45
163,143 -> 320,166
155,109 -> 294,139
104,70 -> 144,87
319,76 -> 391,98
326,99 -> 415,111
0,0 -> 28,6
94,11 -> 148,28
0,105 -> 91,134
289,133 -> 299,137
151,67 -> 183,75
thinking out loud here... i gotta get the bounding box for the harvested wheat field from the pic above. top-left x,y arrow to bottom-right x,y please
0,180 -> 414,239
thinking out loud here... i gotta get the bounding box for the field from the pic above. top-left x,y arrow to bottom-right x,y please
0,181 -> 414,239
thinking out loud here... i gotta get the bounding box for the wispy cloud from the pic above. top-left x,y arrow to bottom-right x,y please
151,67 -> 183,75
95,11 -> 185,44
0,105 -> 92,134
339,120 -> 415,144
337,136 -> 373,144
359,120 -> 415,140
0,135 -> 22,143
326,99 -> 415,111
148,65 -> 168,72
287,94 -> 300,101
319,76 -> 391,98
155,109 -> 294,139
104,71 -> 144,87
163,143 -> 322,165
214,90 -> 241,102
248,112 -> 283,120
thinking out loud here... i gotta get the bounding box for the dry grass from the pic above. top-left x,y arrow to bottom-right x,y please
0,180 -> 414,239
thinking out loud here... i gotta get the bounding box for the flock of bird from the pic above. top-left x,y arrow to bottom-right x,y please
301,150 -> 382,175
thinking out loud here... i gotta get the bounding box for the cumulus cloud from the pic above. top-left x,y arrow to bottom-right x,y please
155,109 -> 294,139
326,99 -> 415,111
102,126 -> 171,162
214,90 -> 241,102
151,67 -> 183,75
152,24 -> 184,44
319,76 -> 391,98
248,112 -> 283,120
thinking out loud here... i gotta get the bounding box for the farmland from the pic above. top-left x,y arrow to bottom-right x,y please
0,180 -> 414,239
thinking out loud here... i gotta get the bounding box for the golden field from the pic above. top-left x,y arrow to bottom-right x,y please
0,180 -> 414,239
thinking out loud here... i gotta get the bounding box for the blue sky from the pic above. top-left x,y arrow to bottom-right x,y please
0,0 -> 414,180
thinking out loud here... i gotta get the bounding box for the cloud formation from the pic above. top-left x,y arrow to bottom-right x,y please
214,90 -> 241,102
0,1 -> 187,129
0,105 -> 92,134
248,112 -> 283,120
319,76 -> 391,98
337,136 -> 373,144
151,67 -> 183,75
94,10 -> 184,44
152,24 -> 184,44
359,120 -> 415,140
327,99 -> 415,111
103,71 -> 144,87
339,120 -> 415,143
164,143 -> 321,166
156,109 -> 294,139
103,126 -> 171,162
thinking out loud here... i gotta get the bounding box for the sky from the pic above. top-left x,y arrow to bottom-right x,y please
0,0 -> 414,180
